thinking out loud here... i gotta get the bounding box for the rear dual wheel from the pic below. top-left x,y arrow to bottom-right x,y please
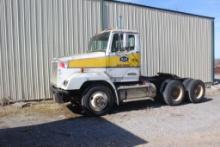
163,80 -> 185,106
184,79 -> 205,103
162,79 -> 205,106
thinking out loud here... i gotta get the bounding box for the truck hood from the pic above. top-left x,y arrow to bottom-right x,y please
58,52 -> 106,62
54,52 -> 107,68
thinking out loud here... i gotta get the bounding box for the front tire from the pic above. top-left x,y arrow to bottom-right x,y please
81,85 -> 114,116
163,80 -> 185,106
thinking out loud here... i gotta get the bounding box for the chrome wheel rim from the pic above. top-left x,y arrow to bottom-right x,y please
172,86 -> 184,102
194,85 -> 204,99
89,91 -> 108,112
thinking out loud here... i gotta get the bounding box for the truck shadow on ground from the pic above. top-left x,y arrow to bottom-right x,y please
113,97 -> 212,114
0,117 -> 147,147
67,97 -> 213,115
0,98 -> 212,146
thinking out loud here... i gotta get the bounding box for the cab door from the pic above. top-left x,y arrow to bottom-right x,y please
107,32 -> 140,82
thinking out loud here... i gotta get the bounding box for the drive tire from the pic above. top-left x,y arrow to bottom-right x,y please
182,78 -> 193,101
155,79 -> 171,104
81,85 -> 114,116
183,78 -> 193,88
186,80 -> 205,103
163,80 -> 185,106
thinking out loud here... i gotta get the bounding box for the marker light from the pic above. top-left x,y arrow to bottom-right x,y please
58,61 -> 68,68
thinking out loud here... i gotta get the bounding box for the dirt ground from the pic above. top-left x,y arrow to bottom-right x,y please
1,88 -> 220,147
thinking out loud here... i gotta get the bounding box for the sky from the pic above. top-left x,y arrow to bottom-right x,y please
118,0 -> 220,58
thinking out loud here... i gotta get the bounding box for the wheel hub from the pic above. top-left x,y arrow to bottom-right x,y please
172,86 -> 183,101
89,91 -> 108,112
194,85 -> 203,99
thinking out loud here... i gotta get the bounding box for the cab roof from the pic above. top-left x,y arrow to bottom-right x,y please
99,29 -> 139,34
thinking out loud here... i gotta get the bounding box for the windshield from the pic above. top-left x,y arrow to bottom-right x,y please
88,32 -> 110,52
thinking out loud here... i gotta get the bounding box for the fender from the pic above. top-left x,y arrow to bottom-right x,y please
61,72 -> 120,105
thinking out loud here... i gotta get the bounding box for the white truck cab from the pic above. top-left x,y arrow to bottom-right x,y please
50,29 -> 206,116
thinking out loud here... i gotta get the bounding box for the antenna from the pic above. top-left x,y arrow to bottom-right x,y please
116,16 -> 123,29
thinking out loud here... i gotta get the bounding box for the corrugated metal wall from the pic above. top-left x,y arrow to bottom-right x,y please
104,1 -> 213,82
0,0 -> 213,101
0,0 -> 101,101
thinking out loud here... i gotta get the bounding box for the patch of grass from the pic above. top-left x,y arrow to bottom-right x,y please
0,100 -> 75,118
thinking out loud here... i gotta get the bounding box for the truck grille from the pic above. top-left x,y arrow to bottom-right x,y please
50,60 -> 58,86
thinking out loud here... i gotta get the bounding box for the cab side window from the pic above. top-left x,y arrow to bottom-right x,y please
111,33 -> 123,52
128,35 -> 135,51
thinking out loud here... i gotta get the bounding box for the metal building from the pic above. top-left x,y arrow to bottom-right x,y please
0,0 -> 214,101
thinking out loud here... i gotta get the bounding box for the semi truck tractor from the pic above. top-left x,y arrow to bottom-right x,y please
50,29 -> 205,116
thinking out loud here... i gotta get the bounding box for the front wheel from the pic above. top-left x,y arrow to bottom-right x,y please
81,85 -> 114,116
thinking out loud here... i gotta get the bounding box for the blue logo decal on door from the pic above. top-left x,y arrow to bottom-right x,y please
120,56 -> 129,62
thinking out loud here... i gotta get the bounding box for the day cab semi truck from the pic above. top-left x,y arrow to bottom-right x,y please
50,29 -> 205,116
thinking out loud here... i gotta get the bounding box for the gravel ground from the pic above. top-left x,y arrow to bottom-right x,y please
0,89 -> 220,147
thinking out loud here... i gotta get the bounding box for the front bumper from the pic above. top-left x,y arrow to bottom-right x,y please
50,85 -> 70,94
50,85 -> 71,103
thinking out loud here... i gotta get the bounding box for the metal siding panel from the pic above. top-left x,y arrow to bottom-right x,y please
0,0 -> 7,99
18,0 -> 28,99
6,0 -> 18,100
0,0 -> 2,99
42,0 -> 50,98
